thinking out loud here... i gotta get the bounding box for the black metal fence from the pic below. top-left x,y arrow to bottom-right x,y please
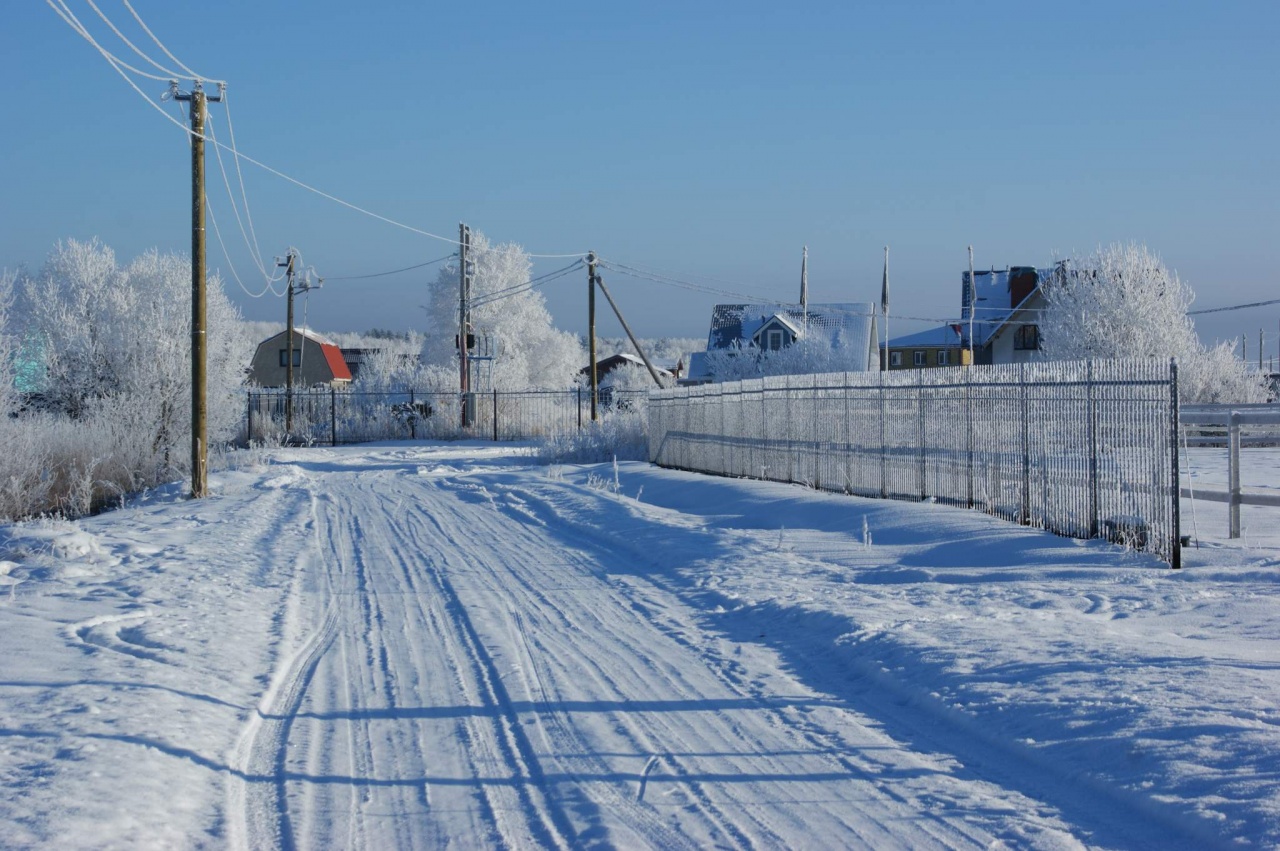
245,387 -> 647,446
649,360 -> 1182,565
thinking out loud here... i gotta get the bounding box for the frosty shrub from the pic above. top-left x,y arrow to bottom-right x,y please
536,409 -> 649,464
700,334 -> 867,382
421,232 -> 583,390
1040,243 -> 1266,404
0,239 -> 249,520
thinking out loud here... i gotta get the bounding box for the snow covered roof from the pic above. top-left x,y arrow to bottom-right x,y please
886,325 -> 963,348
708,303 -> 877,353
962,267 -> 1050,348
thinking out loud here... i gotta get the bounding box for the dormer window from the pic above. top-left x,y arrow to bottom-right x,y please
767,329 -> 784,351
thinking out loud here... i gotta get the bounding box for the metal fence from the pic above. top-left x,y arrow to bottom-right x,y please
649,359 -> 1181,565
245,387 -> 647,446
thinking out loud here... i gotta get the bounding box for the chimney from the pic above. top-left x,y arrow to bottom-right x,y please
1009,267 -> 1037,308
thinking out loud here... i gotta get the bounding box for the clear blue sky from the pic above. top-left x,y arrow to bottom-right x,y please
3,1 -> 1277,351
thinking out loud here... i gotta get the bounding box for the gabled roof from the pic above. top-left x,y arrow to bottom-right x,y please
751,313 -> 803,346
886,325 -> 962,348
322,344 -> 353,381
962,267 -> 1051,348
708,303 -> 876,353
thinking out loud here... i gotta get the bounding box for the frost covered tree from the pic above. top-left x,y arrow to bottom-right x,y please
700,333 -> 868,382
0,269 -> 17,416
1039,243 -> 1265,403
19,238 -> 248,457
421,233 -> 582,390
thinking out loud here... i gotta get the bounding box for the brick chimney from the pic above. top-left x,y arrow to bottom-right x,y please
1009,267 -> 1038,308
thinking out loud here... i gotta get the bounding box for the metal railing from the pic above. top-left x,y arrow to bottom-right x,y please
245,387 -> 647,446
649,360 -> 1181,565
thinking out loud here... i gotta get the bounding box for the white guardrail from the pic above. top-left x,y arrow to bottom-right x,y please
1180,404 -> 1280,538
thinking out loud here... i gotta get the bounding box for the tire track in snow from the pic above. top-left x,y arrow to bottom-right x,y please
508,472 -> 1223,850
225,484 -> 338,851
464,477 -> 1040,848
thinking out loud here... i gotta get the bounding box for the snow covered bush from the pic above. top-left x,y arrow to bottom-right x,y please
1040,243 -> 1265,404
0,239 -> 250,519
699,334 -> 867,382
536,409 -> 649,464
421,232 -> 583,390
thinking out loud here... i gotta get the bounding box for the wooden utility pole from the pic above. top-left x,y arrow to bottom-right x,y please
587,252 -> 599,421
459,223 -> 472,426
279,249 -> 298,434
173,81 -> 221,499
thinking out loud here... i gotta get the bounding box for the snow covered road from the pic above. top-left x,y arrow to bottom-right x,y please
1,442 -> 1278,848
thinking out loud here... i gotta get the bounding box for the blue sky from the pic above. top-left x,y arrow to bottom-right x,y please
3,1 -> 1277,351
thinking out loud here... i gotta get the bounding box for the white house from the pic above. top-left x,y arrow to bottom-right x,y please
683,302 -> 879,383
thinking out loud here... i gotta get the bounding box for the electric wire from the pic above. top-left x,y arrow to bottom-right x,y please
85,0 -> 186,80
122,0 -> 223,83
174,101 -> 283,298
220,91 -> 272,279
47,0 -> 177,81
324,252 -> 458,281
49,2 -> 591,259
599,259 -> 773,303
469,260 -> 585,309
206,112 -> 281,288
1189,297 -> 1280,316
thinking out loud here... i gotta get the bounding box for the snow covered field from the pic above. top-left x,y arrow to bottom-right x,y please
0,442 -> 1277,849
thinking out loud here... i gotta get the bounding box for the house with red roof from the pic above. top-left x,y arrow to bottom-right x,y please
248,329 -> 353,388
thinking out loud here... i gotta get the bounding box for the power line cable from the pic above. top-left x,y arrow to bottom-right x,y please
47,0 -> 177,81
1189,297 -> 1280,316
175,101 -> 283,298
220,91 -> 271,277
206,112 -> 278,284
85,0 -> 186,80
469,260 -> 584,309
325,252 -> 458,281
122,0 -> 223,83
48,3 -> 589,259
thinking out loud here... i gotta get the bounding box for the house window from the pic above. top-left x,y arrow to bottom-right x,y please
767,329 -> 784,351
1014,324 -> 1041,351
279,349 -> 302,367
890,351 -> 902,367
913,351 -> 926,367
937,350 -> 951,366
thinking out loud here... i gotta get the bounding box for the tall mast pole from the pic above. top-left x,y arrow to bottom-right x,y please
174,81 -> 221,498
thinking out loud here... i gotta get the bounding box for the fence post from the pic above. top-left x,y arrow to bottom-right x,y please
493,388 -> 499,442
1229,409 -> 1241,540
247,392 -> 254,445
1170,358 -> 1182,568
409,389 -> 417,440
1020,362 -> 1031,525
330,387 -> 337,447
577,385 -> 582,430
1087,360 -> 1098,537
965,372 -> 974,508
879,371 -> 887,498
918,368 -> 926,501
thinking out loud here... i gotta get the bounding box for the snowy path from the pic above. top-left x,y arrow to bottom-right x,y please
1,442 -> 1278,848
227,452 -> 1050,849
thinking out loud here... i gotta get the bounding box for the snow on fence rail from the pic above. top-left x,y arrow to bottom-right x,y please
649,359 -> 1182,566
245,387 -> 646,446
1179,405 -> 1280,538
